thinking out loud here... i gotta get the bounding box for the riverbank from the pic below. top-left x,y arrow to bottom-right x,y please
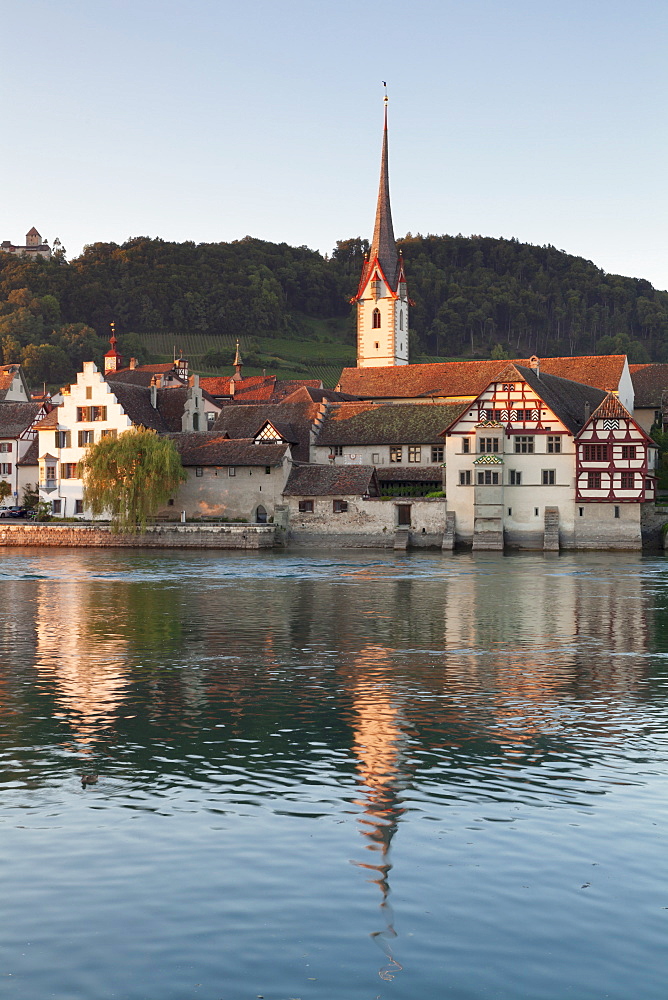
0,522 -> 276,548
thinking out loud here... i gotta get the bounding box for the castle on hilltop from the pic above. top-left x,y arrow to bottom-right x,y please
1,227 -> 52,260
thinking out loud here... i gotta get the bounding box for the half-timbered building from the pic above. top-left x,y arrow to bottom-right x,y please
442,362 -> 655,550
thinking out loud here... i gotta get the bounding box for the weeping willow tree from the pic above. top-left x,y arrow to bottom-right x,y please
82,428 -> 187,532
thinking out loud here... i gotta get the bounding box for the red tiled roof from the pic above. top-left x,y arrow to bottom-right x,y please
581,391 -> 654,443
629,363 -> 668,407
337,355 -> 628,399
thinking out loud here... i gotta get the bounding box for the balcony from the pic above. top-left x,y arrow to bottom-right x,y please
39,479 -> 57,492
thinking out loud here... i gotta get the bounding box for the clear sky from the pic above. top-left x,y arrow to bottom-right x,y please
2,0 -> 667,288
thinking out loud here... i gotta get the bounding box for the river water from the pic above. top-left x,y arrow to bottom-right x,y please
1,548 -> 668,1000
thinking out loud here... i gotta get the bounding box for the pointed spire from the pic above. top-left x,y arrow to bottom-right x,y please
369,86 -> 398,287
232,339 -> 244,381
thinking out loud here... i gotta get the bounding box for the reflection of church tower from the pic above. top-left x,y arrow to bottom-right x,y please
353,89 -> 409,369
348,643 -> 412,981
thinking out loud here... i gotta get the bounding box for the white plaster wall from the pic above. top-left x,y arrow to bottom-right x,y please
313,443 -> 444,468
617,359 -> 635,413
37,362 -> 134,517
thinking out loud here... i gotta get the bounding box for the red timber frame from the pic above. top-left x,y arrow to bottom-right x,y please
476,380 -> 560,438
575,416 -> 655,503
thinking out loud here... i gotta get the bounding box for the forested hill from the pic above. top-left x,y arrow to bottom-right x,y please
1,233 -> 667,387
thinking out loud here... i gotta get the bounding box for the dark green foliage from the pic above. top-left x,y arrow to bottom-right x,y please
21,483 -> 40,510
2,233 -> 668,390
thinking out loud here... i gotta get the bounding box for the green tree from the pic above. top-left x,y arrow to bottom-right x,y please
0,481 -> 11,505
21,343 -> 72,386
82,429 -> 187,532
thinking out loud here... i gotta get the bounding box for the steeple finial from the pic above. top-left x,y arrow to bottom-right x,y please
232,339 -> 244,381
369,84 -> 397,287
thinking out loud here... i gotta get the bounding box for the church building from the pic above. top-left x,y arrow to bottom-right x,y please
353,93 -> 409,368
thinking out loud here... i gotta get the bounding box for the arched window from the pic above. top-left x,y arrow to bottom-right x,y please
372,308 -> 381,329
399,311 -> 403,330
192,412 -> 200,431
255,505 -> 268,524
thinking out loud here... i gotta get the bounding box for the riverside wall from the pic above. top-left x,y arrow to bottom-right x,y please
0,523 -> 277,549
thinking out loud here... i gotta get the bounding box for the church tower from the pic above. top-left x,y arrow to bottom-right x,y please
353,91 -> 408,368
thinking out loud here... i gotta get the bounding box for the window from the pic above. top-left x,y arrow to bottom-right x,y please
46,464 -> 56,481
207,411 -> 216,429
621,445 -> 637,460
547,436 -> 561,453
332,445 -> 343,456
397,504 -> 411,525
61,463 -> 78,479
399,311 -> 403,330
583,444 -> 608,462
614,506 -> 620,519
542,470 -> 555,485
484,409 -> 504,422
534,508 -> 539,517
228,467 -> 236,477
646,478 -> 653,490
587,471 -> 602,489
333,499 -> 348,513
55,430 -> 69,448
52,500 -> 61,515
195,467 -> 203,477
167,498 -> 175,506
374,342 -> 379,349
86,386 -> 92,400
76,407 -> 88,422
431,446 -> 444,463
512,409 -> 528,421
514,436 -> 534,453
78,430 -> 94,447
408,446 -> 421,463
621,471 -> 634,489
100,429 -> 117,439
0,463 -> 11,476
372,452 -> 380,464
509,470 -> 522,485
459,470 -> 471,485
462,438 -> 470,454
502,383 -> 515,392
390,447 -> 402,463
0,443 -> 11,453
298,500 -> 314,513
478,437 -> 499,453
74,500 -> 84,515
579,507 -> 584,516
77,405 -> 107,422
372,309 -> 381,329
477,470 -> 500,485
192,412 -> 200,431
265,466 -> 271,475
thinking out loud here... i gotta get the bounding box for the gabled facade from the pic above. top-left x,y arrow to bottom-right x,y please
0,401 -> 46,503
0,364 -> 31,402
353,95 -> 409,368
576,393 -> 656,504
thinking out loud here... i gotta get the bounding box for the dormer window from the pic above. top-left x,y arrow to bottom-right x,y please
372,309 -> 381,329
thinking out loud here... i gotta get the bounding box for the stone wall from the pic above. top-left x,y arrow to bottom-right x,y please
0,523 -> 276,549
285,496 -> 447,548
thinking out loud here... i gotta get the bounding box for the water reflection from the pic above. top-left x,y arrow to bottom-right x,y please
1,550 -> 668,999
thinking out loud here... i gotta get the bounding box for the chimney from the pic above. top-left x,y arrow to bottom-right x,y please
584,400 -> 591,423
529,355 -> 540,377
129,357 -> 138,370
229,379 -> 235,398
150,384 -> 157,408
